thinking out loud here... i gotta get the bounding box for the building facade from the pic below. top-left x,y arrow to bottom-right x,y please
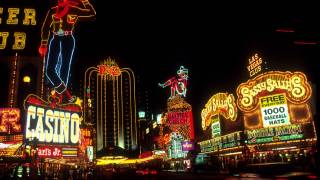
83,58 -> 138,154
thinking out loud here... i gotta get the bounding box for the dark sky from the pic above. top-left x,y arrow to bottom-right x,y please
80,2 -> 320,136
1,1 -> 320,136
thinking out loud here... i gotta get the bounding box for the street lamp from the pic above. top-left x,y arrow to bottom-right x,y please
23,75 -> 31,83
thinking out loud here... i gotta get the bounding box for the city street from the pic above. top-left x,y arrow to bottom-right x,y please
0,1 -> 319,180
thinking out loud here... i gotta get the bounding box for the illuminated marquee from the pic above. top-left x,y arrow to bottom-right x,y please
167,110 -> 194,140
24,94 -> 81,145
247,53 -> 263,77
168,111 -> 188,124
166,96 -> 195,140
246,124 -> 303,144
199,131 -> 241,153
37,146 -> 62,158
0,134 -> 23,156
201,93 -> 237,130
0,108 -> 21,133
237,71 -> 312,112
0,7 -> 36,50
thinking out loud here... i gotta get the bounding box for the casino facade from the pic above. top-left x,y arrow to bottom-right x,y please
198,54 -> 317,171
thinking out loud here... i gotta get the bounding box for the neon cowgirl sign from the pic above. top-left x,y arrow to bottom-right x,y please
159,66 -> 188,98
39,0 -> 96,103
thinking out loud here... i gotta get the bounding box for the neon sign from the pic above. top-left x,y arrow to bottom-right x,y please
211,117 -> 221,138
25,105 -> 80,144
24,94 -> 82,145
159,66 -> 188,98
237,71 -> 312,112
199,131 -> 241,153
246,124 -> 303,144
97,60 -> 121,77
37,146 -> 62,157
201,93 -> 237,130
247,53 -> 263,77
168,132 -> 187,159
168,111 -> 188,124
62,147 -> 78,157
182,141 -> 194,151
87,146 -> 93,162
0,108 -> 21,133
0,7 -> 36,50
167,110 -> 194,140
39,0 -> 96,102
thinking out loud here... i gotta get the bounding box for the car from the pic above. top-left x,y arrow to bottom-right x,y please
275,172 -> 318,180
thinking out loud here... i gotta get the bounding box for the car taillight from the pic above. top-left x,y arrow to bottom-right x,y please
308,175 -> 317,179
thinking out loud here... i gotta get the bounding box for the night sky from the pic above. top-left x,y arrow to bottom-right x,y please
1,1 -> 320,136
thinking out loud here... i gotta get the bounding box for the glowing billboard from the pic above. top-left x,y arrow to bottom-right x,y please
237,71 -> 311,113
201,93 -> 237,130
24,94 -> 82,145
236,71 -> 312,130
260,93 -> 290,127
0,108 -> 21,133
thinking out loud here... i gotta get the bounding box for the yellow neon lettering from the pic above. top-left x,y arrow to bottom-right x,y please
237,71 -> 311,112
53,111 -> 59,143
23,8 -> 36,25
291,75 -> 305,98
59,112 -> 70,143
7,8 -> 19,24
0,8 -> 3,24
0,32 -> 9,49
35,108 -> 44,141
201,93 -> 238,130
45,109 -> 53,143
12,32 -> 26,49
70,113 -> 80,143
240,87 -> 253,108
26,105 -> 36,140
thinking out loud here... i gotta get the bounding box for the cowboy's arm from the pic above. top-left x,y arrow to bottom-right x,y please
40,8 -> 53,46
75,0 -> 96,19
39,8 -> 53,56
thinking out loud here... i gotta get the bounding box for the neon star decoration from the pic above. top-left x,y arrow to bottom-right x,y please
159,66 -> 189,98
39,0 -> 96,102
